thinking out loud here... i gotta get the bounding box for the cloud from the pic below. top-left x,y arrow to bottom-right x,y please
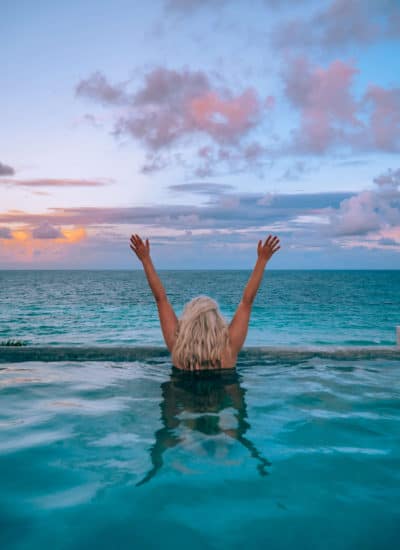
75,71 -> 130,105
0,162 -> 15,176
32,222 -> 63,239
168,182 -> 235,195
373,167 -> 400,190
188,88 -> 261,143
165,0 -> 309,14
0,227 -> 12,239
140,154 -> 169,174
164,0 -> 226,12
0,223 -> 87,266
0,177 -> 113,187
191,141 -> 270,178
271,0 -> 400,52
117,68 -> 263,148
282,56 -> 400,154
61,227 -> 87,243
324,167 -> 400,237
363,85 -> 400,152
377,237 -> 398,247
0,191 -> 354,233
279,161 -> 308,181
282,56 -> 361,154
77,58 -> 399,171
7,186 -> 397,266
76,67 -> 272,173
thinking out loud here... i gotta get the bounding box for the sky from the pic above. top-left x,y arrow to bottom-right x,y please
1,0 -> 400,269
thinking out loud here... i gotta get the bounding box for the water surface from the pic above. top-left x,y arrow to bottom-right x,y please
1,355 -> 399,549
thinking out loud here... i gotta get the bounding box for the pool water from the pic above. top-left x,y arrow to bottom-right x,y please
1,352 -> 399,549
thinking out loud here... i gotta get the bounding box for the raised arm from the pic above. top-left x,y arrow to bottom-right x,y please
229,235 -> 280,355
130,234 -> 178,352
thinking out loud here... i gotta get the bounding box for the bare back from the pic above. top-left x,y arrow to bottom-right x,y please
172,300 -> 251,370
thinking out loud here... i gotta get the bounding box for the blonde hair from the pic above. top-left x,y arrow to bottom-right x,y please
171,295 -> 231,371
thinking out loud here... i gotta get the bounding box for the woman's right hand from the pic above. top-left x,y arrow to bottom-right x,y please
257,235 -> 280,262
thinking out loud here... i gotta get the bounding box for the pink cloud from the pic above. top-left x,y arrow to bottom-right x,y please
324,168 -> 400,237
116,69 -> 264,148
327,191 -> 381,236
283,57 -> 361,153
0,177 -> 113,188
188,89 -> 261,143
363,85 -> 400,151
282,56 -> 400,155
75,61 -> 399,171
76,67 -> 272,173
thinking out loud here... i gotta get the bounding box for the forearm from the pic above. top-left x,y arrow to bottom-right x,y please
141,257 -> 167,302
242,257 -> 268,305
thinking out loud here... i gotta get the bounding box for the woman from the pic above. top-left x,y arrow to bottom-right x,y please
130,233 -> 280,370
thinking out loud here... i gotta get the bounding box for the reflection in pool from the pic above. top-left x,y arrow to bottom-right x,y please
138,368 -> 270,486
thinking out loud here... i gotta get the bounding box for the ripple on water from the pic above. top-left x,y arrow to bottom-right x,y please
0,358 -> 399,549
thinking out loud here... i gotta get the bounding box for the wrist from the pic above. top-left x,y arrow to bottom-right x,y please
141,256 -> 152,266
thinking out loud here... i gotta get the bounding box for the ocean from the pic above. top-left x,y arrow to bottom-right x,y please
1,270 -> 399,549
1,270 -> 399,346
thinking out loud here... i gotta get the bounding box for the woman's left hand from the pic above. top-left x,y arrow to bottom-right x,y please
130,234 -> 150,262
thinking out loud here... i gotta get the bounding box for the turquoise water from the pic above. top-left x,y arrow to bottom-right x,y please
0,270 -> 399,346
1,271 -> 400,548
1,354 -> 399,549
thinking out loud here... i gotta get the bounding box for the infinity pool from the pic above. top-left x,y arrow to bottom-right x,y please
0,350 -> 399,549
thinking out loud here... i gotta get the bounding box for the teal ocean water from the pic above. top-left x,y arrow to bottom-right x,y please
0,270 -> 399,346
1,270 -> 400,549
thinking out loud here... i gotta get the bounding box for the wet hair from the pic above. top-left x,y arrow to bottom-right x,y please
171,295 -> 231,371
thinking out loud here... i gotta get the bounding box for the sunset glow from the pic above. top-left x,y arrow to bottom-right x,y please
1,0 -> 400,268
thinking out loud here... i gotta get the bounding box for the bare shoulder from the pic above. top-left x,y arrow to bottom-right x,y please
221,343 -> 238,369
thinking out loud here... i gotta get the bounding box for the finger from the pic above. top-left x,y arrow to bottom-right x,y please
146,238 -> 149,250
272,245 -> 281,253
269,236 -> 278,246
264,235 -> 272,246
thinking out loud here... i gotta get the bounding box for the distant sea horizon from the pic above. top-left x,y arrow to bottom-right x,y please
1,268 -> 399,271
